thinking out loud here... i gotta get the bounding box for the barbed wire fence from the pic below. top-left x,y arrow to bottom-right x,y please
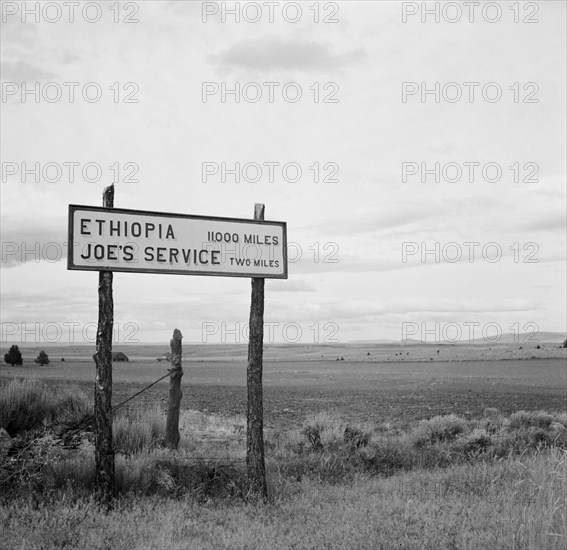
46,365 -> 250,462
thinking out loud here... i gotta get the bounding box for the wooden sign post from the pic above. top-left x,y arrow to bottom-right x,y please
92,184 -> 115,504
246,203 -> 268,498
69,199 -> 286,500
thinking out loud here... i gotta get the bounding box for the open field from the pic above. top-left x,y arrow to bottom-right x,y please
1,344 -> 566,549
3,339 -> 567,364
2,342 -> 566,428
2,449 -> 566,550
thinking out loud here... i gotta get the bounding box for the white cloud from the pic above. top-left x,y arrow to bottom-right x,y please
208,35 -> 365,73
1,1 -> 565,342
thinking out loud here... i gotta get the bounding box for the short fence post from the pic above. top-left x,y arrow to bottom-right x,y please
164,328 -> 183,449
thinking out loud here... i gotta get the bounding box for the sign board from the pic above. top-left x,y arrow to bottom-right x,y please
68,205 -> 288,278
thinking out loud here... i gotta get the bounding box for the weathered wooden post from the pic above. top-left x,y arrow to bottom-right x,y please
246,203 -> 268,498
93,184 -> 115,505
164,328 -> 183,449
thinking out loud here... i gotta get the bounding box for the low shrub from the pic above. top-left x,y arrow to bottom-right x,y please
358,439 -> 414,475
300,412 -> 345,451
0,379 -> 90,436
411,414 -> 468,447
275,449 -> 357,484
300,413 -> 372,453
458,427 -> 493,456
343,425 -> 371,449
152,458 -> 249,500
41,440 -> 96,495
119,452 -> 251,500
113,405 -> 164,455
508,410 -> 555,430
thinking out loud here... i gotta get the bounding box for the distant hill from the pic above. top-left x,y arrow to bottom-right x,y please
348,332 -> 566,345
475,331 -> 566,344
347,339 -> 399,344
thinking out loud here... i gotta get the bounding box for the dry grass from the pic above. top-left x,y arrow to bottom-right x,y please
0,449 -> 565,549
113,404 -> 164,455
1,383 -> 566,549
0,378 -> 90,435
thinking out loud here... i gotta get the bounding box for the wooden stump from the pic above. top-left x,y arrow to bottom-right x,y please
164,328 -> 183,449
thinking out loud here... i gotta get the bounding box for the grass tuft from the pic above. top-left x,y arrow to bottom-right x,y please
0,378 -> 90,436
411,413 -> 468,446
113,404 -> 164,455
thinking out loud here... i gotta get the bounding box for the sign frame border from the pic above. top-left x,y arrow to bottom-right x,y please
68,204 -> 288,279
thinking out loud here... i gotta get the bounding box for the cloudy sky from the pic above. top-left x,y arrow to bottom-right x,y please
1,0 -> 565,345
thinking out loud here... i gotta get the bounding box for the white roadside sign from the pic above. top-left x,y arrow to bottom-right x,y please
68,205 -> 288,278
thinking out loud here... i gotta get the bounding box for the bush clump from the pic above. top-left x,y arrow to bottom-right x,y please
300,412 -> 372,453
113,405 -> 164,455
411,414 -> 468,447
0,379 -> 90,436
508,410 -> 555,430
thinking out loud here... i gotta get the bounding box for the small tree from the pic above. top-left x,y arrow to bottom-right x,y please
34,350 -> 50,366
563,339 -> 567,349
4,345 -> 23,366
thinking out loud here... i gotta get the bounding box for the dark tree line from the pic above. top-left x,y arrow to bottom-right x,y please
3,345 -> 50,366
